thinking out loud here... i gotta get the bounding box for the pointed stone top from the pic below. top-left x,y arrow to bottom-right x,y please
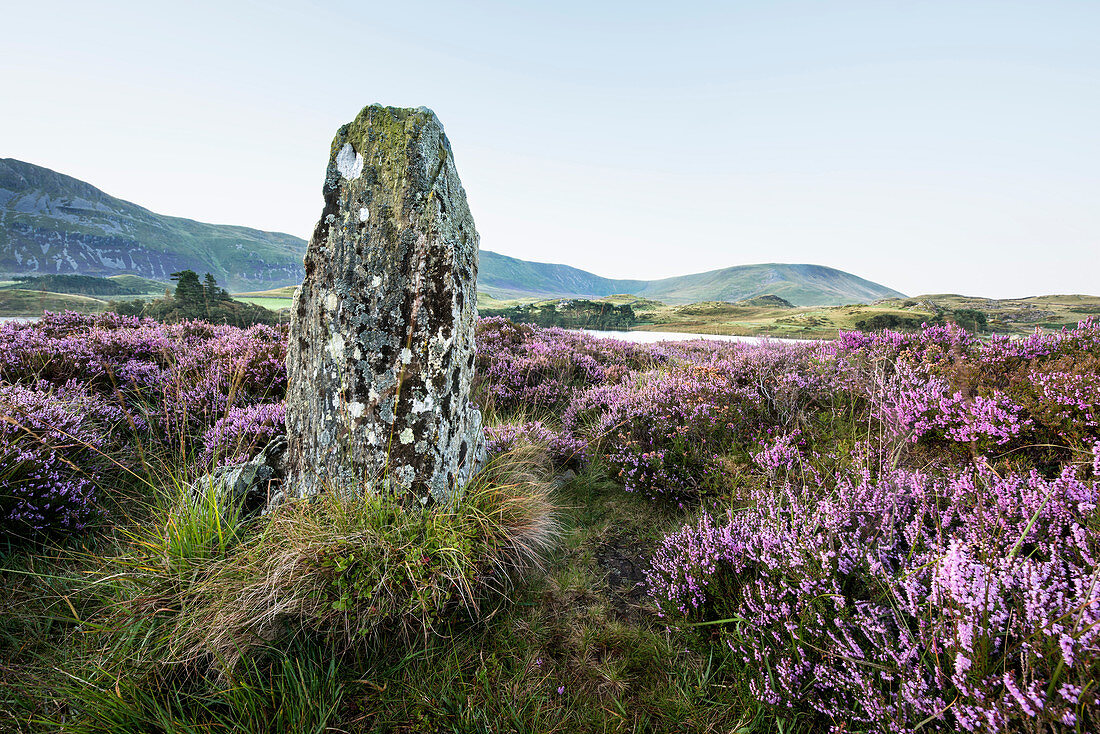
333,105 -> 446,158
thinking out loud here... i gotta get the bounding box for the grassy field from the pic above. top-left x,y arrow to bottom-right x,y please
107,274 -> 171,294
621,292 -> 1100,338
232,296 -> 294,311
3,283 -> 1098,338
875,293 -> 1100,331
232,286 -> 299,298
0,289 -> 108,316
230,287 -> 296,312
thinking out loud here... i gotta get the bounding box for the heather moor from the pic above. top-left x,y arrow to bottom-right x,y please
2,310 -> 1098,731
5,3 -> 1100,732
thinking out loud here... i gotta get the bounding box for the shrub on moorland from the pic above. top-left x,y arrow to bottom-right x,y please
648,464 -> 1100,731
202,402 -> 286,466
857,319 -> 1100,469
0,381 -> 129,534
0,312 -> 288,464
474,316 -> 652,417
562,342 -> 838,502
483,419 -> 589,467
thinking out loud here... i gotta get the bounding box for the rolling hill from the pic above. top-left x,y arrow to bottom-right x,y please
479,251 -> 904,306
0,159 -> 305,291
1,159 -> 904,305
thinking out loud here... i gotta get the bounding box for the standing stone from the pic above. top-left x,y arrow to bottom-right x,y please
285,105 -> 483,505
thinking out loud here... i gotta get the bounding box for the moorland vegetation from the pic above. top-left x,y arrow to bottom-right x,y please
479,299 -> 638,331
109,270 -> 282,327
1,312 -> 1098,732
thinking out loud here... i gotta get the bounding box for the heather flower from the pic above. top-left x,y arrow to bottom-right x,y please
0,381 -> 122,533
203,403 -> 286,466
648,464 -> 1100,731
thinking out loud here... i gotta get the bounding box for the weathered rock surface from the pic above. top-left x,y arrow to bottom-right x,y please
192,436 -> 287,517
285,105 -> 484,505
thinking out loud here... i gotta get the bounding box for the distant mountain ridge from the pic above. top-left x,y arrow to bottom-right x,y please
479,251 -> 904,306
0,159 -> 304,291
1,159 -> 904,305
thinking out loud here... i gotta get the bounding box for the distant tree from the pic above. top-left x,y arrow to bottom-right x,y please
170,270 -> 205,312
5,274 -> 141,296
106,299 -> 147,317
481,300 -> 637,331
950,308 -> 988,334
203,272 -> 230,303
855,313 -> 941,333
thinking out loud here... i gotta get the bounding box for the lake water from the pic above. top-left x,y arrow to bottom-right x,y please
0,316 -> 39,324
580,329 -> 816,344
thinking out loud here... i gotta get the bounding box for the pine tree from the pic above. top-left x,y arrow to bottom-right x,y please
203,272 -> 228,302
170,270 -> 206,317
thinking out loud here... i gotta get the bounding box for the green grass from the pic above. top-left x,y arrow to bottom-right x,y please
231,297 -> 293,311
107,275 -> 171,294
0,289 -> 108,316
231,287 -> 298,299
1,454 -> 765,733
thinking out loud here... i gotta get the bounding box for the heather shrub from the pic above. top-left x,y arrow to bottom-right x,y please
562,363 -> 759,501
872,361 -> 1031,451
648,464 -> 1100,731
643,320 -> 1100,730
829,319 -> 1100,472
202,402 -> 286,466
0,313 -> 291,537
0,381 -> 127,534
559,341 -> 843,502
483,419 -> 586,466
474,316 -> 650,416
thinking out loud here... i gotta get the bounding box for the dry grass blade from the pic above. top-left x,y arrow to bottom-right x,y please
159,442 -> 559,674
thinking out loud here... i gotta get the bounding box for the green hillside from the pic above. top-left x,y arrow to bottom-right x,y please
635,262 -> 905,306
1,159 -> 903,306
0,159 -> 305,291
479,250 -> 646,299
479,251 -> 903,306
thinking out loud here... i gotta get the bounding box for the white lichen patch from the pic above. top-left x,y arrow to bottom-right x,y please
325,293 -> 338,312
326,332 -> 345,361
399,427 -> 415,444
336,143 -> 364,180
371,275 -> 382,288
412,394 -> 434,414
359,207 -> 370,222
347,401 -> 366,419
400,347 -> 413,364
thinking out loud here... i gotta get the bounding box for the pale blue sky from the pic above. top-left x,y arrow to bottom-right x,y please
3,1 -> 1097,298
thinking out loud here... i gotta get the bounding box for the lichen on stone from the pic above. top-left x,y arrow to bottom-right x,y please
285,105 -> 484,506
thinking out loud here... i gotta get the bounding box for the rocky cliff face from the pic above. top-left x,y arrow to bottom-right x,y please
0,159 -> 305,291
284,105 -> 483,505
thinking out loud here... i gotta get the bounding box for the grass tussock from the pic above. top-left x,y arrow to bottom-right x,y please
128,442 -> 561,674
